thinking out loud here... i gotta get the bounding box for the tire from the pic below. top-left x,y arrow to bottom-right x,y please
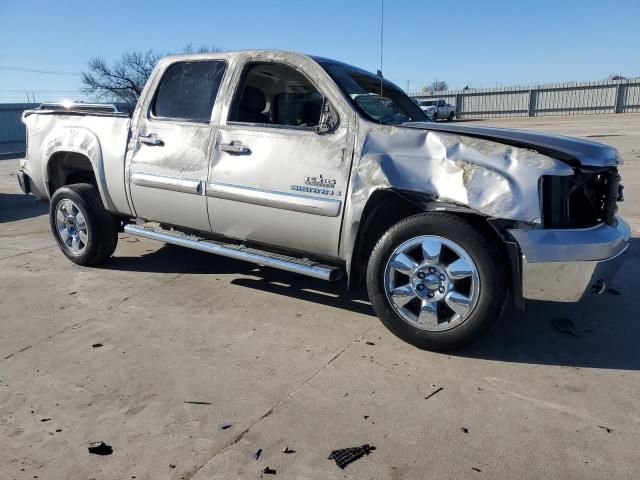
366,213 -> 507,351
448,112 -> 455,121
49,183 -> 119,266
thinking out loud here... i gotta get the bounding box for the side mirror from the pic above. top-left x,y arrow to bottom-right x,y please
316,99 -> 339,134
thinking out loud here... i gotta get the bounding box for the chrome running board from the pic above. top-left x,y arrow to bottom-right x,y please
123,224 -> 343,282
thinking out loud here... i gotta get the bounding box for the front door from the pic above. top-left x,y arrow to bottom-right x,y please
206,60 -> 352,258
128,59 -> 226,232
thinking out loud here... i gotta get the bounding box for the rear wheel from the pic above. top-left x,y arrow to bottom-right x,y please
366,213 -> 507,350
50,183 -> 119,266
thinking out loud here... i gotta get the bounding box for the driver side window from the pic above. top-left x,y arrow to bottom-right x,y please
228,62 -> 329,130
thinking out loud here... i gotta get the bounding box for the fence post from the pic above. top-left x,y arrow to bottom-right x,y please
455,93 -> 463,119
614,82 -> 622,114
528,88 -> 537,117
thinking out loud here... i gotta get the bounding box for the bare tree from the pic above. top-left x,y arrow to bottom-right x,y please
421,80 -> 449,93
182,43 -> 221,54
81,45 -> 220,103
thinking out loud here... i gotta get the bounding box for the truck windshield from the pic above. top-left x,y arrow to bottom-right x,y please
317,60 -> 428,125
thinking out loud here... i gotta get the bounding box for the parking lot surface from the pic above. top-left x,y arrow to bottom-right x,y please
1,114 -> 639,480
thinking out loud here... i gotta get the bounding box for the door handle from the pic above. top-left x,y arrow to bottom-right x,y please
139,133 -> 164,146
219,142 -> 251,155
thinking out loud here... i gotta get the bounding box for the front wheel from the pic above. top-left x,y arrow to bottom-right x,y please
448,112 -> 455,121
366,213 -> 507,351
49,183 -> 119,266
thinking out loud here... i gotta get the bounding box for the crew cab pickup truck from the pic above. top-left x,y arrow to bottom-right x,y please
17,50 -> 629,350
417,98 -> 456,121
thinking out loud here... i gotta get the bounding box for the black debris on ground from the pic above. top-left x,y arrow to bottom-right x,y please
169,464 -> 176,469
221,424 -> 232,430
92,343 -> 103,348
550,318 -> 580,337
55,429 -> 62,433
607,287 -> 622,295
424,386 -> 444,400
328,444 -> 376,469
598,425 -> 613,433
461,427 -> 469,434
183,401 -> 212,405
365,341 -> 375,346
254,448 -> 263,460
40,418 -> 51,422
363,415 -> 370,419
282,446 -> 295,454
88,441 -> 113,455
472,467 -> 482,472
261,466 -> 277,475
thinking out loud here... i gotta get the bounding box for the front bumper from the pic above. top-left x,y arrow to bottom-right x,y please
508,217 -> 630,302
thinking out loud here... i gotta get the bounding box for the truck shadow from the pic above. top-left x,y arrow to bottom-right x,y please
106,238 -> 640,371
0,193 -> 48,223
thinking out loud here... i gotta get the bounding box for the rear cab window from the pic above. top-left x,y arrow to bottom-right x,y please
152,60 -> 227,123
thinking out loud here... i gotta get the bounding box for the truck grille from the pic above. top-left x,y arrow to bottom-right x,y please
541,168 -> 619,228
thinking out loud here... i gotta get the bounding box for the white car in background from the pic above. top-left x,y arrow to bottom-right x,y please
417,99 -> 456,121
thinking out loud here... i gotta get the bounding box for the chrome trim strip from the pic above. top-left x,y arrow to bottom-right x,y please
123,224 -> 341,281
206,182 -> 341,217
131,173 -> 202,195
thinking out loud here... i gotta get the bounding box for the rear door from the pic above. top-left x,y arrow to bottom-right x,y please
206,58 -> 353,258
128,59 -> 226,232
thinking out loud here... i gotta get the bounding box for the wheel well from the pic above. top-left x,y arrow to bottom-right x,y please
47,152 -> 97,194
348,189 -> 513,292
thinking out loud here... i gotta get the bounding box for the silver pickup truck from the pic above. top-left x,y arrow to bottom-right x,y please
17,50 -> 629,350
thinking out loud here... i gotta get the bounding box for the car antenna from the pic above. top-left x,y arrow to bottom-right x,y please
378,0 -> 384,124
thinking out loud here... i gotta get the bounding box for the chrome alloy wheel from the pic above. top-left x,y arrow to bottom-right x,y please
383,236 -> 480,331
55,199 -> 89,255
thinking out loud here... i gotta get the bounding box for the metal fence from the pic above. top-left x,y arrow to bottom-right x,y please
0,103 -> 38,158
413,78 -> 640,119
2,78 -> 640,156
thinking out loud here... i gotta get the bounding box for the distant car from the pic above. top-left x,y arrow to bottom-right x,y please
418,99 -> 456,121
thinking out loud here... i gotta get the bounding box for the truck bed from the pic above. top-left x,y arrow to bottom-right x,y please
22,108 -> 132,215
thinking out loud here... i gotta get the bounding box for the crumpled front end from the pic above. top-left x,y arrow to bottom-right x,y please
342,124 -> 629,303
351,126 -> 574,224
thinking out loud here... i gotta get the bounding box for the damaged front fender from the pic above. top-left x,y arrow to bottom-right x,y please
340,125 -> 574,271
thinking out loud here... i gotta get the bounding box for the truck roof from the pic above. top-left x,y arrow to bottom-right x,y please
160,49 -> 318,63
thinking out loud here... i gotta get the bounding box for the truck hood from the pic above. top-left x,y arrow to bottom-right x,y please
404,122 -> 621,168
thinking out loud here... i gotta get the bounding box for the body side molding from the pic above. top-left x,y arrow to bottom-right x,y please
206,181 -> 342,217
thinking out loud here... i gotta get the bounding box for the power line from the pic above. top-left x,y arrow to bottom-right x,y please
0,65 -> 81,76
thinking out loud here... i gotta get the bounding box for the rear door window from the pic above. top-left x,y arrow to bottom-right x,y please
152,60 -> 226,123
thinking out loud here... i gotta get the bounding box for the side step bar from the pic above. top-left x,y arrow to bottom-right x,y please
123,224 -> 343,282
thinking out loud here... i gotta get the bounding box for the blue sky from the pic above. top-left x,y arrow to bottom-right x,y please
0,0 -> 638,102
